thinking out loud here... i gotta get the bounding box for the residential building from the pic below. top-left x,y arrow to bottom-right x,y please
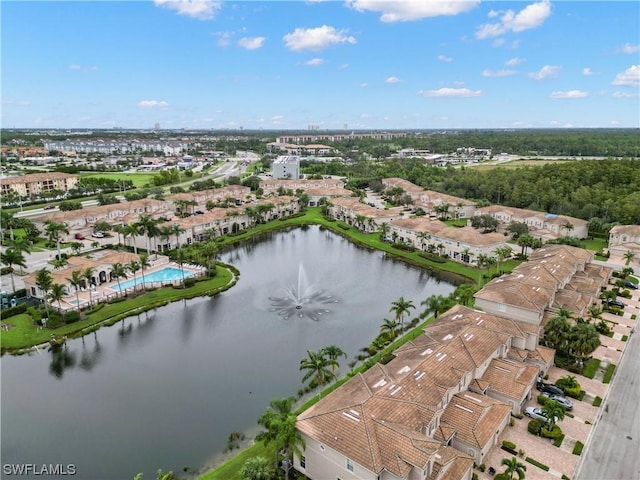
276,132 -> 406,144
328,197 -> 404,233
0,172 -> 79,198
608,225 -> 640,262
272,156 -> 300,180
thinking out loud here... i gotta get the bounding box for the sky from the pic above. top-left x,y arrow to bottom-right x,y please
1,0 -> 639,130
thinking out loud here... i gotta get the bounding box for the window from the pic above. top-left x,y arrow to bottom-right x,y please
346,458 -> 354,472
300,456 -> 306,468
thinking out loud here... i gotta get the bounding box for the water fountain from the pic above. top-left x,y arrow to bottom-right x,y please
269,264 -> 338,320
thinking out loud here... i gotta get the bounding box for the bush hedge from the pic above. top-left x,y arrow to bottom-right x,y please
525,457 -> 550,471
573,441 -> 584,455
0,303 -> 28,318
502,440 -> 516,450
418,251 -> 447,263
592,396 -> 602,407
603,364 -> 616,383
541,425 -> 563,440
528,419 -> 544,435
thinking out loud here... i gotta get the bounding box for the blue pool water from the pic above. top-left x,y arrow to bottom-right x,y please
114,267 -> 193,290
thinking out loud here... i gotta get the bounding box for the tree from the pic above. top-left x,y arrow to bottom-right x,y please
299,349 -> 337,395
171,224 -> 185,249
1,248 -> 26,293
562,222 -> 575,237
516,234 -> 535,256
390,297 -> 415,332
378,222 -> 390,240
137,214 -> 159,255
67,270 -> 84,311
49,283 -> 67,321
240,457 -> 272,480
82,267 -> 96,305
35,268 -> 53,319
70,241 -> 83,256
7,236 -> 31,272
123,223 -> 141,254
321,345 -> 346,375
44,220 -> 69,259
420,294 -> 450,319
542,315 -> 571,355
454,283 -> 476,306
128,260 -> 140,292
139,253 -> 151,289
379,318 -> 401,341
501,456 -> 526,480
623,250 -> 635,266
494,245 -> 513,273
568,322 -> 600,366
506,221 -> 529,239
256,397 -> 304,470
541,400 -> 565,429
110,263 -> 128,296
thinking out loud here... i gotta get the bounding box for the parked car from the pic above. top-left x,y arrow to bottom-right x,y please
603,298 -> 626,308
541,392 -> 573,410
537,382 -> 565,396
91,232 -> 104,238
525,406 -> 559,424
623,279 -> 638,290
43,205 -> 56,210
195,210 -> 205,215
74,233 -> 85,240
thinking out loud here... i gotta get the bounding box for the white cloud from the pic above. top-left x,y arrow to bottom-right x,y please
492,38 -> 505,47
237,37 -> 265,50
137,100 -> 170,108
338,63 -> 349,70
505,57 -> 524,66
385,76 -> 402,83
549,90 -> 589,99
271,115 -> 285,121
215,31 -> 233,47
618,43 -> 640,54
2,99 -> 30,106
418,88 -> 483,97
304,58 -> 324,66
613,91 -> 638,98
437,55 -> 453,63
476,0 -> 551,39
482,69 -> 516,77
347,0 -> 479,22
612,65 -> 640,87
283,25 -> 356,52
153,0 -> 221,20
528,65 -> 560,80
68,64 -> 99,71
582,67 -> 595,76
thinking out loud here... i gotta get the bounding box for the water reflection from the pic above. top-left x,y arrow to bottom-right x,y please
49,344 -> 76,379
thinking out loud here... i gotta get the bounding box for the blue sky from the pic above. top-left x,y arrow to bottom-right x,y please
2,1 -> 639,129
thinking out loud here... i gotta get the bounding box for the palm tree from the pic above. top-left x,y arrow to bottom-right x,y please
48,283 -> 67,321
390,296 -> 415,332
454,283 -> 476,307
501,456 -> 527,480
139,253 -> 151,289
240,457 -> 272,480
171,223 -> 185,249
128,260 -> 140,292
44,220 -> 69,259
7,236 -> 31,273
321,345 -> 346,375
110,263 -> 128,296
416,231 -> 430,250
562,222 -> 574,237
623,250 -> 635,266
461,247 -> 474,264
568,323 -> 600,366
175,248 -> 187,286
35,268 -> 53,318
1,248 -> 26,293
421,294 -> 450,319
299,349 -> 336,396
517,234 -> 535,256
158,225 -> 173,252
256,396 -> 305,472
67,270 -> 84,311
123,223 -> 141,254
494,245 -> 513,273
137,214 -> 159,255
70,241 -> 83,256
541,400 -> 566,429
379,318 -> 401,341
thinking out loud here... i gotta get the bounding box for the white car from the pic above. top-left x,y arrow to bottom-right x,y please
525,406 -> 558,424
541,392 -> 573,411
91,232 -> 105,238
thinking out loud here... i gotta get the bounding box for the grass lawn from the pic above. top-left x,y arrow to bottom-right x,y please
0,265 -> 235,352
80,172 -> 158,188
579,237 -> 607,253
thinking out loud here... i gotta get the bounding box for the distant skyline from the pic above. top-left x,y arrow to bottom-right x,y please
2,1 -> 639,130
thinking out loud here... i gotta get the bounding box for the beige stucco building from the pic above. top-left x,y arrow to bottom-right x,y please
1,172 -> 79,199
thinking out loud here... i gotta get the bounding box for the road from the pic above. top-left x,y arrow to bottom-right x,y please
575,312 -> 640,480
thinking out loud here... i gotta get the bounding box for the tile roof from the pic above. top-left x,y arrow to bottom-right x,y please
480,358 -> 538,400
609,224 -> 640,236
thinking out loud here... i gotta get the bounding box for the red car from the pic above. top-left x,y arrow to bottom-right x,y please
74,233 -> 85,240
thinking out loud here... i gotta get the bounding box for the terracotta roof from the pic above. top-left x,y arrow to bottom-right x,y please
0,172 -> 77,185
609,224 -> 640,236
480,358 -> 538,400
390,217 -> 448,234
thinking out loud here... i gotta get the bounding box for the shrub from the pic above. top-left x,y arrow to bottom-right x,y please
108,297 -> 126,304
14,288 -> 27,298
27,306 -> 42,323
622,335 -> 628,342
592,396 -> 602,407
64,310 -> 80,323
494,474 -> 510,480
0,266 -> 14,275
563,385 -> 583,399
525,457 -> 550,471
541,425 -> 563,440
553,433 -> 566,447
418,251 -> 447,263
501,445 -> 518,455
528,419 -> 544,435
632,314 -> 637,320
478,464 -> 486,472
537,394 -> 550,406
573,441 -> 584,455
472,473 -> 479,480
603,364 -> 616,383
391,242 -> 416,252
502,440 -> 516,450
582,358 -> 601,379
183,277 -> 196,288
337,222 -> 351,230
0,302 -> 28,318
511,412 -> 524,419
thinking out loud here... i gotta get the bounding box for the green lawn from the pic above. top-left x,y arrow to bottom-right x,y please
0,265 -> 235,352
579,237 -> 607,253
80,172 -> 158,188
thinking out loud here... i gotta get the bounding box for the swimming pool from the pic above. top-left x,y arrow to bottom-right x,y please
113,267 -> 194,291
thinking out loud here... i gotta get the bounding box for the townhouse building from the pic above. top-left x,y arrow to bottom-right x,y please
608,225 -> 640,261
0,172 -> 79,198
328,198 -> 404,233
474,206 -> 588,240
165,186 -> 251,214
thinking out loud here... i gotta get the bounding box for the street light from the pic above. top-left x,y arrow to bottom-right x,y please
281,458 -> 292,480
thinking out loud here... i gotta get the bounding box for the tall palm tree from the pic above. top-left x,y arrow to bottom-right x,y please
541,400 -> 566,429
7,236 -> 31,273
517,234 -> 535,256
562,222 -> 574,237
35,268 -> 53,318
110,263 -> 128,296
44,220 -> 69,259
123,223 -> 141,254
158,225 -> 173,252
299,349 -> 336,396
390,296 -> 415,332
568,322 -> 600,365
420,294 -> 450,319
1,248 -> 26,294
240,457 -> 272,480
454,283 -> 476,307
379,318 -> 401,341
501,456 -> 527,480
67,270 -> 84,311
48,283 -> 67,321
137,214 -> 159,255
171,223 -> 185,249
128,260 -> 140,292
623,250 -> 635,266
321,345 -> 346,375
256,396 -> 304,470
494,245 -> 513,273
139,253 -> 151,289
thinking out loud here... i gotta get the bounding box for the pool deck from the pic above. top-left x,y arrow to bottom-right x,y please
60,261 -> 205,311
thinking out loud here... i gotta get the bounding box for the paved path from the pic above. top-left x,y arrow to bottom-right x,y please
575,300 -> 640,480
